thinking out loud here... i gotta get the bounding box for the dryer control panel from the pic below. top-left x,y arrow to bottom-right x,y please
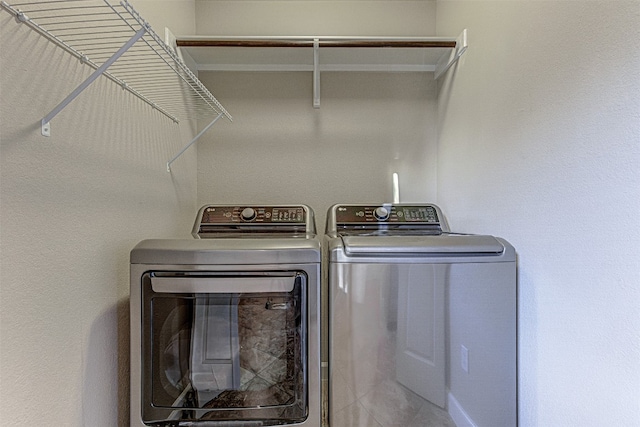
193,205 -> 315,237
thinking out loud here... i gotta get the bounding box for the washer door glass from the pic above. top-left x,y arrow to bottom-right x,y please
141,272 -> 307,425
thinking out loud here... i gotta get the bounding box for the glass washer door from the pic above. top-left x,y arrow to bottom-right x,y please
141,271 -> 308,425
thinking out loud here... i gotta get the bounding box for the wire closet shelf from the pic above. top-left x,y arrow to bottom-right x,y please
1,0 -> 232,169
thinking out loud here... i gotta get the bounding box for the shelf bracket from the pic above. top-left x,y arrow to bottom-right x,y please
167,112 -> 225,172
41,26 -> 147,136
434,29 -> 468,79
313,38 -> 320,109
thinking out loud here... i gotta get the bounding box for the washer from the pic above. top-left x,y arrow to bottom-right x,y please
130,205 -> 321,427
325,204 -> 517,427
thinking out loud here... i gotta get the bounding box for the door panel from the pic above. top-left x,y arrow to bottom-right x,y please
396,264 -> 446,408
190,297 -> 240,404
329,263 -> 447,427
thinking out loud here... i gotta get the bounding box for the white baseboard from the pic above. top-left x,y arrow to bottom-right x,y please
448,392 -> 477,427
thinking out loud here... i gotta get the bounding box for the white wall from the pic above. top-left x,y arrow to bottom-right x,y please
3,1 -> 638,426
194,1 -> 439,230
0,2 -> 198,426
133,0 -> 196,35
196,71 -> 439,230
437,1 -> 640,426
195,0 -> 437,36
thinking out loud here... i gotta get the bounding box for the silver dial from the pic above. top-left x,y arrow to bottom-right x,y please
374,206 -> 390,220
241,207 -> 257,221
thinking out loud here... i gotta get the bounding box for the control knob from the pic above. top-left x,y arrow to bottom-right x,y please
374,206 -> 390,221
240,207 -> 257,221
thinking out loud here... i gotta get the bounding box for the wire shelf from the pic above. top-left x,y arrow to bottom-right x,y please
1,0 -> 232,130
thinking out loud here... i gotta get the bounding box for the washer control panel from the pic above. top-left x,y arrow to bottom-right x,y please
200,206 -> 307,224
335,205 -> 440,225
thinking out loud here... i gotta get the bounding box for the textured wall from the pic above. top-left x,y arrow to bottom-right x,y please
196,71 -> 439,232
133,0 -> 196,35
436,1 -> 640,425
5,1 -> 637,426
193,1 -> 440,231
196,0 -> 436,232
0,2 -> 199,425
195,0 -> 437,36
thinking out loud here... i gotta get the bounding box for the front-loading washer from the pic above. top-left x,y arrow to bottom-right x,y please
325,204 -> 517,427
130,205 -> 321,427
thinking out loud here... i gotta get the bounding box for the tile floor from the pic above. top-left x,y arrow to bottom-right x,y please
328,375 -> 456,427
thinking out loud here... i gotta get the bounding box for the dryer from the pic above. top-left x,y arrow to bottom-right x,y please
325,204 -> 517,427
130,205 -> 321,427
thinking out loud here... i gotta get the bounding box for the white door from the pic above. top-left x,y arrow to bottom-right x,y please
396,264 -> 446,408
190,297 -> 240,404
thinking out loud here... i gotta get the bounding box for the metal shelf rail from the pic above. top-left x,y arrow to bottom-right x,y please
0,0 -> 232,171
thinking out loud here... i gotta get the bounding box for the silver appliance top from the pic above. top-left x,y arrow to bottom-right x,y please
192,204 -> 316,238
131,205 -> 320,265
326,204 -> 515,261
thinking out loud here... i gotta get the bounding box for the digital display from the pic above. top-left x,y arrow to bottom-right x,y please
401,206 -> 438,222
271,208 -> 305,223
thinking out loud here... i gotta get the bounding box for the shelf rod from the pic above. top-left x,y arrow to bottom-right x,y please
313,38 -> 320,109
176,39 -> 457,49
41,25 -> 147,136
167,112 -> 224,172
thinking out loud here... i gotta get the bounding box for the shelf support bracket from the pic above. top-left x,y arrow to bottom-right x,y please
167,112 -> 225,172
313,38 -> 320,109
434,29 -> 468,79
41,26 -> 147,136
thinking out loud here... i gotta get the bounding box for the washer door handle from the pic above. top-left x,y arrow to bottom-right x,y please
150,276 -> 296,293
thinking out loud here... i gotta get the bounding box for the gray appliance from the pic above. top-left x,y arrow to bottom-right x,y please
325,204 -> 517,427
130,205 -> 321,427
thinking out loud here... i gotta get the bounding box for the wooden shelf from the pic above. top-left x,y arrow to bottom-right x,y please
175,34 -> 466,74
177,38 -> 457,49
175,33 -> 467,108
